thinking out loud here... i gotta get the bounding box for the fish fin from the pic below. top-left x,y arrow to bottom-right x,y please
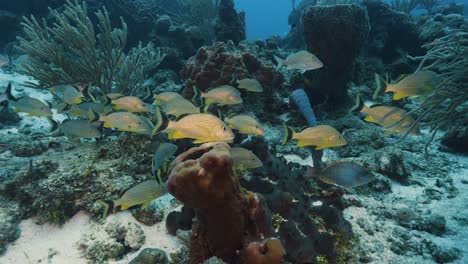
167,130 -> 185,140
96,199 -> 114,218
305,165 -> 320,178
47,118 -> 58,132
57,103 -> 71,112
314,145 -> 325,150
217,110 -> 225,121
300,69 -> 307,74
5,82 -> 17,101
82,85 -> 90,99
373,73 -> 388,99
89,110 -> 100,123
297,141 -> 308,147
192,87 -> 203,106
141,201 -> 151,209
119,204 -> 130,211
202,103 -> 212,114
282,124 -> 294,145
193,139 -> 207,144
152,107 -> 170,136
350,94 -> 365,113
363,115 -> 375,123
392,92 -> 407,101
273,55 -> 285,70
100,95 -> 111,106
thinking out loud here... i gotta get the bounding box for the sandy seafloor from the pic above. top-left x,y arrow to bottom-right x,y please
0,69 -> 467,263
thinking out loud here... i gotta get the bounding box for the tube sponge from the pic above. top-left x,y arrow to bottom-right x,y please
289,89 -> 317,127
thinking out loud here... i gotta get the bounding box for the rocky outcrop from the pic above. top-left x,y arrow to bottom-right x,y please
214,0 -> 245,45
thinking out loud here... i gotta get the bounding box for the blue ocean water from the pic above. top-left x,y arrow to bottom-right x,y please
236,0 -> 467,40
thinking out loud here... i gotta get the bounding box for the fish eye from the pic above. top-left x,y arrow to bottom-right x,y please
222,126 -> 227,131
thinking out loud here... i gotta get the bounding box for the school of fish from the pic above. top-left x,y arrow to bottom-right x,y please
0,49 -> 437,215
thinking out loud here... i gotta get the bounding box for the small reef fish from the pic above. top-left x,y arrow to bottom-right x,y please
154,92 -> 183,105
0,55 -> 10,67
224,114 -> 263,136
111,96 -> 148,113
51,119 -> 102,141
274,50 -> 323,73
160,97 -> 200,118
152,142 -> 178,178
153,108 -> 234,143
373,70 -> 438,100
63,102 -> 112,117
236,78 -> 264,92
97,180 -> 167,217
231,147 -> 263,170
49,85 -> 88,105
90,111 -> 153,135
306,161 -> 375,188
351,95 -> 420,135
283,125 -> 346,149
5,83 -> 52,116
193,86 -> 243,106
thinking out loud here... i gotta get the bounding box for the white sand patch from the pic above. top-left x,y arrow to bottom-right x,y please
1,201 -> 183,264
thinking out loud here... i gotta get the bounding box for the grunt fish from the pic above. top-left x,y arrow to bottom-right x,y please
63,102 -> 112,117
111,96 -> 148,113
154,92 -> 183,105
351,95 -> 420,135
224,114 -> 263,136
97,180 -> 167,217
106,93 -> 125,99
5,83 -> 52,116
274,50 -> 323,73
282,124 -> 346,149
153,108 -> 234,143
160,97 -> 200,118
231,147 -> 263,170
236,78 -> 264,92
52,119 -> 102,141
306,161 -> 375,188
152,142 -> 178,179
373,70 -> 438,100
90,111 -> 153,135
193,86 -> 242,106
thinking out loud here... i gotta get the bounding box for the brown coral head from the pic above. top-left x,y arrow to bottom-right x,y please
166,142 -> 235,209
241,238 -> 285,264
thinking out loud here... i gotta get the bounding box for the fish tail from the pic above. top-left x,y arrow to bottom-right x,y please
5,82 -> 17,101
305,165 -> 320,178
217,110 -> 225,121
202,103 -> 212,114
274,55 -> 285,70
82,85 -> 90,99
100,95 -> 112,106
89,110 -> 100,123
282,124 -> 294,145
373,73 -> 388,99
192,86 -> 203,106
152,107 -> 169,136
142,87 -> 153,103
47,118 -> 58,132
350,94 -> 365,113
96,199 -> 114,218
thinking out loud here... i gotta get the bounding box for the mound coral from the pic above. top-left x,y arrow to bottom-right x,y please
180,41 -> 280,93
166,142 -> 283,263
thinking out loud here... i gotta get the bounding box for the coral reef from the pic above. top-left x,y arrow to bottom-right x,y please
181,41 -> 282,93
364,0 -> 423,63
129,248 -> 168,264
166,142 -> 281,263
78,221 -> 145,262
302,4 -> 369,105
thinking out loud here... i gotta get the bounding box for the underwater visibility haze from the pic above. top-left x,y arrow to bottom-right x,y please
0,0 -> 467,263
